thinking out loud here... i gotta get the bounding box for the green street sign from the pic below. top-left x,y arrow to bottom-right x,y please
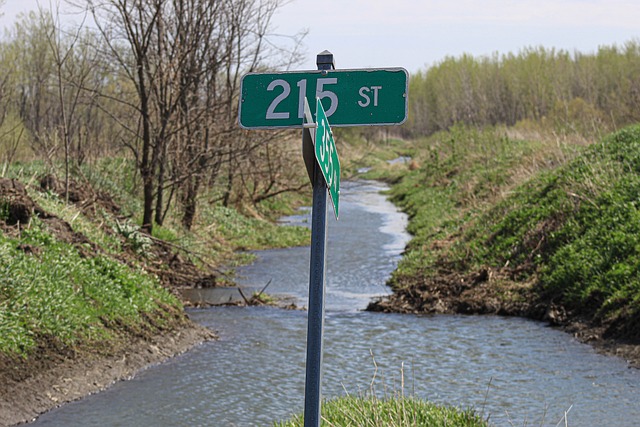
314,98 -> 340,219
239,68 -> 408,129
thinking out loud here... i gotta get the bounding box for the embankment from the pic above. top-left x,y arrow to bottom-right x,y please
0,176 -> 217,426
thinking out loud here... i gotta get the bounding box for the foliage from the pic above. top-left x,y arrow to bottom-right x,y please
456,126 -> 640,324
404,42 -> 640,139
386,124 -> 576,282
112,219 -> 153,254
202,204 -> 310,251
29,187 -> 123,254
0,144 -> 311,360
275,359 -> 488,427
337,134 -> 417,182
79,157 -> 142,217
0,2 -> 307,237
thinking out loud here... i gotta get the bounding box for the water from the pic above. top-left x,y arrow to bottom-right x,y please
32,181 -> 639,426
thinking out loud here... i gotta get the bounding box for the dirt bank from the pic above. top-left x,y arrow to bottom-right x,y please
368,266 -> 640,369
0,322 -> 215,426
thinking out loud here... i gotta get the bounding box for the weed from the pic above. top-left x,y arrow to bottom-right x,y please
273,396 -> 487,427
113,219 -> 153,255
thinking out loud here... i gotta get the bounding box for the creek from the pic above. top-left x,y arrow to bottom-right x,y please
32,181 -> 639,426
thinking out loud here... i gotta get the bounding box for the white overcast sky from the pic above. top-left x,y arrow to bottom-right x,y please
1,0 -> 639,73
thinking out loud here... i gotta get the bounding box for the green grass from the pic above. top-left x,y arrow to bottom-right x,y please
78,156 -> 311,261
452,126 -> 640,324
31,189 -> 125,254
274,396 -> 488,427
527,128 -> 638,321
383,125 -> 576,286
274,358 -> 488,427
334,130 -> 417,181
203,204 -> 310,251
79,157 -> 143,217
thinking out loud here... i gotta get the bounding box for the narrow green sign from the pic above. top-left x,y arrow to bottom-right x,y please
239,68 -> 408,129
314,98 -> 340,219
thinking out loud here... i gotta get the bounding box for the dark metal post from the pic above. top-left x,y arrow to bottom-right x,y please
304,50 -> 335,427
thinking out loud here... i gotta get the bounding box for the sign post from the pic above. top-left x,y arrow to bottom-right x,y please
303,50 -> 334,427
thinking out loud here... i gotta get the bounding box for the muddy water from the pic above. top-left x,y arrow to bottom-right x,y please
32,181 -> 639,426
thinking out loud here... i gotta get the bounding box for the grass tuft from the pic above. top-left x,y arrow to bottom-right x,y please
273,395 -> 488,427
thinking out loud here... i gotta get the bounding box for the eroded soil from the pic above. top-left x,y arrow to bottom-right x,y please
0,323 -> 214,426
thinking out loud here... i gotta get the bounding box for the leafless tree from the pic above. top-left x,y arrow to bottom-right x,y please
83,0 -> 304,232
44,2 -> 95,202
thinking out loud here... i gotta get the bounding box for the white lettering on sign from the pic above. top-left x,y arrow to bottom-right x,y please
265,78 -> 339,120
358,86 -> 382,107
266,79 -> 290,119
316,78 -> 338,117
297,79 -> 307,119
318,116 -> 336,188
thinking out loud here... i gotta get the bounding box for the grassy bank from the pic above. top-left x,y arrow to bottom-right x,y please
351,123 -> 582,278
366,123 -> 640,349
0,218 -> 180,357
455,125 -> 640,339
0,154 -> 311,424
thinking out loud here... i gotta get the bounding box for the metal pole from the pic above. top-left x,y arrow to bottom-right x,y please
304,50 -> 335,427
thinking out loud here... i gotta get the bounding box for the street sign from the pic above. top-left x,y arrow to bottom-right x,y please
314,98 -> 340,219
239,68 -> 408,129
239,50 -> 407,427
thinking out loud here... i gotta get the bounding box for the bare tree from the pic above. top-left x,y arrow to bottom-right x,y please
44,2 -> 95,202
8,11 -> 58,164
83,0 -> 303,232
85,0 -> 171,232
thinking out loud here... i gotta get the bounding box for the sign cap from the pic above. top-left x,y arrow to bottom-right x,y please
316,50 -> 335,70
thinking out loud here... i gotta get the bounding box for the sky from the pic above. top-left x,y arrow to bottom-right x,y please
1,0 -> 639,73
